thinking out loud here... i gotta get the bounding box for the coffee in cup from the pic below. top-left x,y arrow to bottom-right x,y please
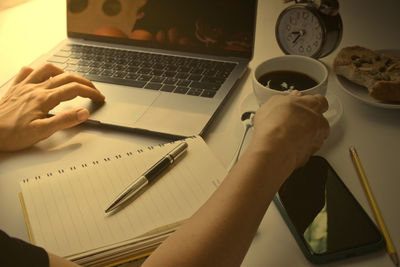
253,55 -> 328,106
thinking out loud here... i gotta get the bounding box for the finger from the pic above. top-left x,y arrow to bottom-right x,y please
24,63 -> 64,84
11,66 -> 34,86
30,108 -> 90,139
289,90 -> 303,97
298,94 -> 329,113
46,82 -> 105,110
45,72 -> 97,91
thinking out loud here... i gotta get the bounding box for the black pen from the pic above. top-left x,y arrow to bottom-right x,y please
105,142 -> 188,214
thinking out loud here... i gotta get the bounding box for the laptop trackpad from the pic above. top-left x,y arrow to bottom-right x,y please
50,83 -> 159,127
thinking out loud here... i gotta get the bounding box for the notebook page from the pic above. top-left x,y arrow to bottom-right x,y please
20,136 -> 226,257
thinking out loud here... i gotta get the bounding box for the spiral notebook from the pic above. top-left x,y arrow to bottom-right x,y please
19,136 -> 226,266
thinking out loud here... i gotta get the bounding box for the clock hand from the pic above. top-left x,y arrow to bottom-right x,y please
292,29 -> 305,44
292,34 -> 301,44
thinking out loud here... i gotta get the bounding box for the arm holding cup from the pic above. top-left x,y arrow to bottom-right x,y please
143,91 -> 330,267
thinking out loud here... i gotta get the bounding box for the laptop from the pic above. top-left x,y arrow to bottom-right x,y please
26,0 -> 257,138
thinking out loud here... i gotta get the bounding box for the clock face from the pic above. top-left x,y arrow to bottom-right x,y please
276,6 -> 324,57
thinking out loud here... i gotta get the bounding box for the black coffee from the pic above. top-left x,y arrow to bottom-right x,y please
258,70 -> 318,91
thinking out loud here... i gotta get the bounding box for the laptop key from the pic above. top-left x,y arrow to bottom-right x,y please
191,68 -> 205,75
128,61 -> 142,67
163,71 -> 177,78
137,68 -> 151,75
48,56 -> 68,64
166,65 -> 178,71
149,69 -> 164,76
77,66 -> 91,73
160,85 -> 176,92
125,80 -> 147,88
151,76 -> 166,83
90,61 -> 103,68
176,73 -> 190,79
201,76 -> 224,85
114,64 -> 126,71
104,57 -> 116,64
103,63 -> 115,70
126,73 -> 140,80
201,90 -> 217,98
81,55 -> 94,61
126,66 -> 139,73
204,70 -> 218,76
61,45 -> 72,52
78,60 -> 92,67
153,63 -> 166,70
89,68 -> 103,75
187,89 -> 203,96
177,80 -> 191,86
67,58 -> 80,65
137,75 -> 152,82
177,66 -> 191,72
102,69 -> 115,77
215,70 -> 231,79
164,78 -> 178,85
141,62 -> 154,68
188,74 -> 202,81
174,87 -> 189,94
50,63 -> 67,70
190,81 -> 220,91
65,64 -> 78,72
54,51 -> 71,58
70,52 -> 82,59
113,71 -> 127,79
145,83 -> 163,90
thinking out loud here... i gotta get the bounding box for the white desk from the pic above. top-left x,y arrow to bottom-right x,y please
0,0 -> 399,266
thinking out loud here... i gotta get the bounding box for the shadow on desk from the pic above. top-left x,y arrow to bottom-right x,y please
320,113 -> 345,154
0,127 -> 82,170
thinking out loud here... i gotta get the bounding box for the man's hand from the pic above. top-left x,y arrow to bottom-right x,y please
0,63 -> 105,151
251,91 -> 330,173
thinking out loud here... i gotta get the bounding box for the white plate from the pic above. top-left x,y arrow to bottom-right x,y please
334,49 -> 400,109
239,90 -> 343,127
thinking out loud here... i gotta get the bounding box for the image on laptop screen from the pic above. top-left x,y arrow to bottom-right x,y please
67,0 -> 256,57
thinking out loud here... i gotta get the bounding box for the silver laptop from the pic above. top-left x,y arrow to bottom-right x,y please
32,0 -> 257,138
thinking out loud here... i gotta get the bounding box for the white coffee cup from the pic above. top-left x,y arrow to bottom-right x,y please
253,55 -> 328,106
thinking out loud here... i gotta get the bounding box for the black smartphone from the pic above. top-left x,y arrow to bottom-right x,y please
273,156 -> 385,264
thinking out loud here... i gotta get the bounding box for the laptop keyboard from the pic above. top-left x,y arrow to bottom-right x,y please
47,44 -> 237,98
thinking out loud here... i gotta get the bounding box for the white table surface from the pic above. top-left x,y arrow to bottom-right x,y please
0,0 -> 399,266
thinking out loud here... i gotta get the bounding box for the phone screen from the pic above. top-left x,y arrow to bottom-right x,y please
277,156 -> 383,256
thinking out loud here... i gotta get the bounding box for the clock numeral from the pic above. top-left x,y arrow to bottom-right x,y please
302,12 -> 309,20
290,16 -> 297,25
313,41 -> 319,47
306,45 -> 312,52
299,46 -> 304,53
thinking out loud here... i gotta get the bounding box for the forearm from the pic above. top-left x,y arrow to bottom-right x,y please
49,253 -> 80,267
143,140 -> 294,267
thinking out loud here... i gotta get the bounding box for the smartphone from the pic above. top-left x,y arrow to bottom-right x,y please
274,156 -> 385,264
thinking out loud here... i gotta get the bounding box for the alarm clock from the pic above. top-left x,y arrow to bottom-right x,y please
275,0 -> 343,58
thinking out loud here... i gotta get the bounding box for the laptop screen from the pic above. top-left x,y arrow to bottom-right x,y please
67,0 -> 257,59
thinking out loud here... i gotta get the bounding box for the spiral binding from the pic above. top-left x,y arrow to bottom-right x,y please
22,136 -> 198,183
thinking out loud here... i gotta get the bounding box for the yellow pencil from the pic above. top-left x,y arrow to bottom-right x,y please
349,147 -> 398,266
